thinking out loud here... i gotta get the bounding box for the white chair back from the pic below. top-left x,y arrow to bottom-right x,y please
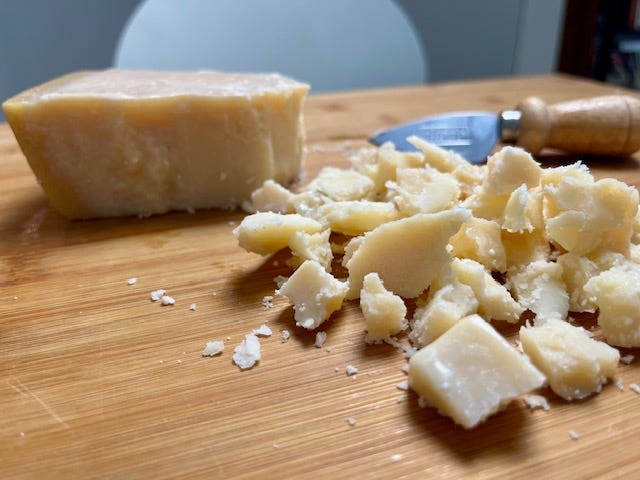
114,0 -> 427,92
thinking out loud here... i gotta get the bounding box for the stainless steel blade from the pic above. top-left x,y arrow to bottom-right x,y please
369,112 -> 500,164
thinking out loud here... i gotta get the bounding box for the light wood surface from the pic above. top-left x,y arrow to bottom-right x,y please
2,74 -> 640,479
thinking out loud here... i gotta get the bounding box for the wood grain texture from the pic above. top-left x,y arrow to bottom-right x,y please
516,95 -> 640,156
2,74 -> 640,479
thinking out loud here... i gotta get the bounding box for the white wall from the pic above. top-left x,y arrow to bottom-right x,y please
395,0 -> 566,82
0,0 -> 139,120
0,0 -> 566,121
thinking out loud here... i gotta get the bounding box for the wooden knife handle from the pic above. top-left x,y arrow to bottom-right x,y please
515,95 -> 640,157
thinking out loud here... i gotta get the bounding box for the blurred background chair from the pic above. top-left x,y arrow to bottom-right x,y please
113,0 -> 428,93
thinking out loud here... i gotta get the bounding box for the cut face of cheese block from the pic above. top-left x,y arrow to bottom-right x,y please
2,69 -> 309,219
408,314 -> 546,429
519,318 -> 619,400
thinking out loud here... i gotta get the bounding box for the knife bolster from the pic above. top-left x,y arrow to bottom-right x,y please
499,110 -> 521,144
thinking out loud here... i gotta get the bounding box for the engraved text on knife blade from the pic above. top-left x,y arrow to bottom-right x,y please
416,126 -> 473,146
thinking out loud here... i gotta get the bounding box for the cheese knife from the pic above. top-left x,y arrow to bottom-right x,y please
369,95 -> 640,163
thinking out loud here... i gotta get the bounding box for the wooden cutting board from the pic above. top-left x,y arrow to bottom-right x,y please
2,74 -> 640,479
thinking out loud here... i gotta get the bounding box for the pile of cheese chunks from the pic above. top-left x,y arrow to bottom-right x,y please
234,136 -> 640,428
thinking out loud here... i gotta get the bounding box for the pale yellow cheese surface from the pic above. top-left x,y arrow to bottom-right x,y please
276,260 -> 348,330
2,69 -> 309,218
520,318 -> 619,400
408,315 -> 546,429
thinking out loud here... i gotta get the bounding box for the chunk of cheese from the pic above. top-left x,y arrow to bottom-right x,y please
345,208 -> 470,299
276,260 -> 348,330
584,262 -> 640,347
520,318 -> 619,400
233,212 -> 322,255
544,176 -> 638,256
409,281 -> 478,347
408,314 -> 546,429
451,258 -> 524,323
448,216 -> 506,272
508,260 -> 568,321
385,167 -> 460,216
287,229 -> 333,272
360,272 -> 407,342
316,200 -> 398,236
3,69 -> 309,218
304,166 -> 375,202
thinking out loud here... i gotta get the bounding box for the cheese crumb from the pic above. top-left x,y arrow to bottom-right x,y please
621,354 -> 635,365
630,383 -> 640,395
568,430 -> 580,440
261,295 -> 274,309
391,454 -> 403,462
346,417 -> 357,426
274,275 -> 289,288
396,380 -> 409,391
150,289 -> 166,302
202,341 -> 225,357
127,277 -> 137,285
252,324 -> 273,337
281,330 -> 291,343
189,303 -> 197,311
232,334 -> 261,370
161,295 -> 175,306
346,365 -> 358,376
615,377 -> 624,391
522,394 -> 551,411
314,331 -> 328,348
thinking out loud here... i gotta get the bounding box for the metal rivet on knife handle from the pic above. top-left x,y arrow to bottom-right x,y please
515,95 -> 640,157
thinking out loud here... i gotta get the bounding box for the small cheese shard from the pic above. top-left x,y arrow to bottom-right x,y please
409,281 -> 478,347
232,334 -> 261,370
385,166 -> 460,216
483,147 -> 541,196
276,260 -> 348,330
519,318 -> 620,400
449,216 -> 506,272
287,229 -> 333,272
233,212 -> 323,255
202,340 -> 225,356
316,200 -> 398,236
2,69 -> 309,219
408,315 -> 545,429
508,260 -> 568,321
452,258 -> 524,323
360,272 -> 408,343
304,166 -> 375,201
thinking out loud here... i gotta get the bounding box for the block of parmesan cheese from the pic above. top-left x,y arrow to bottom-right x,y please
2,69 -> 309,219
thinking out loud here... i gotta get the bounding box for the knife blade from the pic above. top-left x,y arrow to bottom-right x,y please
369,95 -> 640,164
